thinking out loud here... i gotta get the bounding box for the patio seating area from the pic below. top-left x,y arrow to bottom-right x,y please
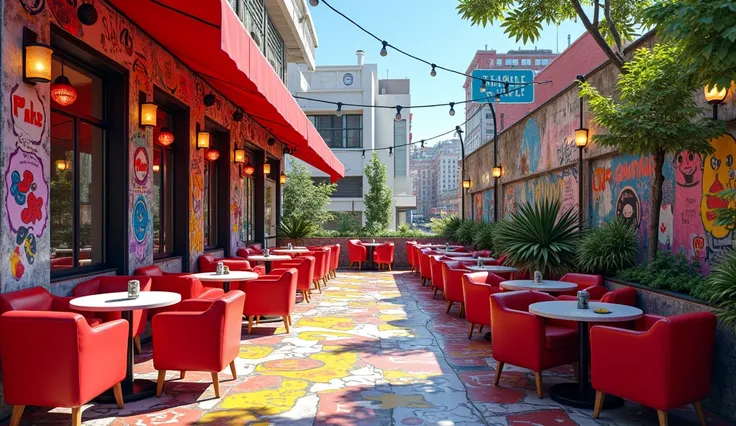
4,269 -> 728,426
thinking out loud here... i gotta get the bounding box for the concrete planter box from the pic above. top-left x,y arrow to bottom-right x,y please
277,237 -> 448,269
605,278 -> 736,422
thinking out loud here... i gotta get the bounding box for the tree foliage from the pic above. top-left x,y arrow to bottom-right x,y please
456,0 -> 651,70
644,0 -> 736,90
580,43 -> 726,260
364,153 -> 393,231
282,159 -> 336,226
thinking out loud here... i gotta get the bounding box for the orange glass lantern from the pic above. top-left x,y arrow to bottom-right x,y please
234,148 -> 245,164
197,131 -> 211,150
263,163 -> 271,175
279,172 -> 287,184
244,162 -> 255,176
51,75 -> 77,106
24,42 -> 53,83
140,102 -> 158,127
205,149 -> 220,161
157,127 -> 174,146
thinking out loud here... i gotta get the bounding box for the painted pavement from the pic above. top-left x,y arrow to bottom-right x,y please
11,272 -> 732,425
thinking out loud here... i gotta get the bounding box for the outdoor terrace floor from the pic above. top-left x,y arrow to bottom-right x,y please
11,271 -> 733,425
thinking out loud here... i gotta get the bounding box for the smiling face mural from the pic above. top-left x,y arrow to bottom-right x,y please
701,134 -> 736,240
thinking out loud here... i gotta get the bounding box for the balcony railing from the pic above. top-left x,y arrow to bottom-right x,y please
228,0 -> 286,81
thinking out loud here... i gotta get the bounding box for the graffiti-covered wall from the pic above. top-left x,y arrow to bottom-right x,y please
1,0 -> 283,293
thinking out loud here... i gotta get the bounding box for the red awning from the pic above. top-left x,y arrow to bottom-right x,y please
108,0 -> 344,182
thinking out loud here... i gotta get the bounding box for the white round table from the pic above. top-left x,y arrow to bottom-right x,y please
360,242 -> 384,269
193,270 -> 259,292
71,291 -> 181,402
448,256 -> 495,262
272,248 -> 309,254
246,255 -> 292,273
529,301 -> 643,410
419,244 -> 462,249
501,280 -> 578,293
465,265 -> 519,273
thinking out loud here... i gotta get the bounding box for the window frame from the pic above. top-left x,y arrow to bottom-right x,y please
203,151 -> 219,250
152,108 -> 176,259
308,114 -> 363,149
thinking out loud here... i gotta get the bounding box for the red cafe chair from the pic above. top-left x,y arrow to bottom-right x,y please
199,253 -> 265,279
0,311 -> 127,426
374,242 -> 395,271
242,269 -> 298,334
348,239 -> 367,270
490,290 -> 579,398
0,286 -> 99,324
410,244 -> 422,275
462,272 -> 504,339
441,261 -> 470,316
558,273 -> 607,299
418,248 -> 436,286
473,250 -> 492,258
329,244 -> 341,279
590,312 -> 716,426
272,256 -> 316,302
300,247 -> 329,291
236,246 -> 262,261
73,276 -> 153,354
405,241 -> 418,273
310,245 -> 333,282
153,291 -> 246,398
135,265 -> 225,319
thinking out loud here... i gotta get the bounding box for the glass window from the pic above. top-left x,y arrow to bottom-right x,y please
242,170 -> 255,242
203,138 -> 220,249
50,56 -> 105,274
496,58 -> 502,66
152,108 -> 174,257
394,120 -> 407,177
521,58 -> 531,66
308,114 -> 363,148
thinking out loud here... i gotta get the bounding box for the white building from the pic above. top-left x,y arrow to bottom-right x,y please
287,51 -> 416,229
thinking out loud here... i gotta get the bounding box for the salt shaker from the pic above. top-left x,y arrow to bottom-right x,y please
577,289 -> 590,309
288,242 -> 293,250
477,258 -> 484,267
533,271 -> 543,283
264,248 -> 270,257
216,261 -> 225,275
127,280 -> 140,299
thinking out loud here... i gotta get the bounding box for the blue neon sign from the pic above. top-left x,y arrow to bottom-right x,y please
470,69 -> 535,104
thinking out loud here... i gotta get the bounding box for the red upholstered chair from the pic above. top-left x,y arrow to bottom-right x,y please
236,247 -> 258,260
374,243 -> 395,271
497,254 -> 509,265
0,311 -> 127,426
462,272 -> 504,339
73,276 -> 153,354
558,287 -> 637,305
348,239 -> 367,270
418,248 -> 436,286
405,241 -> 417,273
441,261 -> 470,316
473,250 -> 492,258
152,291 -> 246,398
199,253 -> 265,277
590,312 -> 717,426
490,290 -> 579,398
410,244 -> 422,275
135,265 -> 225,319
558,273 -> 607,299
247,243 -> 263,254
242,269 -> 298,334
329,244 -> 341,279
429,255 -> 447,298
0,286 -> 99,325
51,257 -> 74,270
272,256 -> 316,302
303,247 -> 330,289
311,246 -> 332,282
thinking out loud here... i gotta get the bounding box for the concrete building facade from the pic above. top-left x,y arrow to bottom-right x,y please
410,139 -> 461,219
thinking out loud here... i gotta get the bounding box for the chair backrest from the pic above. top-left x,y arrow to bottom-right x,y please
461,272 -> 501,325
236,247 -> 257,259
406,242 -> 417,268
199,254 -> 217,271
464,271 -> 504,287
418,249 -> 435,279
323,246 -> 333,274
244,269 -> 298,315
134,265 -> 164,277
276,256 -> 315,290
209,291 -> 247,367
490,290 -> 554,313
429,255 -> 446,288
441,261 -> 469,303
330,245 -> 340,270
600,287 -> 637,305
559,273 -> 603,290
0,286 -> 55,314
308,248 -> 328,279
247,243 -> 264,254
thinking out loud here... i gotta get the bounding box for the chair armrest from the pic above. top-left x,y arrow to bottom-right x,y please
590,325 -> 664,390
199,288 -> 225,299
81,319 -> 128,388
491,306 -> 546,368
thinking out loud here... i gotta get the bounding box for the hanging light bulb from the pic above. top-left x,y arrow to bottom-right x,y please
449,102 -> 455,117
244,162 -> 255,176
395,105 -> 403,121
380,41 -> 389,57
389,147 -> 393,157
420,140 -> 425,151
430,64 -> 437,77
205,149 -> 220,161
495,93 -> 502,103
152,163 -> 161,173
309,0 -> 318,5
157,127 -> 175,146
480,79 -> 487,93
362,150 -> 366,159
336,102 -> 343,117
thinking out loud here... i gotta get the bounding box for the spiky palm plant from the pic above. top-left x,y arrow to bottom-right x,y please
454,220 -> 480,247
277,216 -> 316,245
473,222 -> 496,251
703,250 -> 736,328
494,198 -> 579,277
434,216 -> 462,242
576,217 -> 639,276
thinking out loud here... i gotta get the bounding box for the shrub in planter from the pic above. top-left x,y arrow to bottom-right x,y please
277,216 -> 317,245
576,217 -> 639,276
473,222 -> 496,251
454,220 -> 481,247
432,216 -> 462,242
616,252 -> 705,296
700,249 -> 736,326
493,198 -> 579,277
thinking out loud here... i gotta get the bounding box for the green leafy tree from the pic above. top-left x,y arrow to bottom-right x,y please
644,0 -> 736,91
282,159 -> 336,227
456,0 -> 650,71
580,43 -> 727,261
364,152 -> 392,231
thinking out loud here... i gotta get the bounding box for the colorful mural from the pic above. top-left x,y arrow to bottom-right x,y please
520,118 -> 541,174
503,167 -> 578,217
483,189 -> 493,223
700,133 -> 736,265
473,192 -> 483,222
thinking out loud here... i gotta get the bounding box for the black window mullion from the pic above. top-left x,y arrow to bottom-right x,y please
72,119 -> 80,268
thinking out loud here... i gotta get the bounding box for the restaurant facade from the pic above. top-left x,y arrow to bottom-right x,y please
0,0 -> 344,297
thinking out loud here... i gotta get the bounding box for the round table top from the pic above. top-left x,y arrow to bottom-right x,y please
361,242 -> 384,247
465,265 -> 519,273
419,244 -> 463,249
71,291 -> 181,312
247,255 -> 292,262
529,301 -> 643,322
447,256 -> 496,262
193,271 -> 259,282
272,248 -> 309,254
500,280 -> 579,292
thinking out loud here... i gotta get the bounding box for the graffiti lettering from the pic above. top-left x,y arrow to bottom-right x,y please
10,85 -> 46,146
592,167 -> 612,193
614,156 -> 653,184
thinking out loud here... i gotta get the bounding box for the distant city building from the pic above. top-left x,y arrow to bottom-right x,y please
287,50 -> 416,229
410,139 -> 461,219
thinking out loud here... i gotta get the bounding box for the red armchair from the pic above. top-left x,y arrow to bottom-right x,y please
490,290 -> 579,398
590,312 -> 716,426
0,311 -> 127,426
199,253 -> 265,278
73,276 -> 152,354
441,261 -> 470,316
152,291 -> 246,398
301,247 -> 330,289
329,244 -> 341,279
462,272 -> 504,339
418,248 -> 436,286
348,239 -> 367,270
135,265 -> 225,319
410,244 -> 423,275
242,269 -> 298,334
558,273 -> 607,299
430,255 -> 451,298
310,246 -> 332,282
558,287 -> 637,305
0,286 -> 99,325
272,256 -> 316,302
405,241 -> 418,273
236,247 -> 259,260
374,243 -> 395,271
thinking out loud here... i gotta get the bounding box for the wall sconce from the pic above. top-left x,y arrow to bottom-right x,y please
23,28 -> 53,84
491,166 -> 503,178
280,172 -> 287,184
205,149 -> 220,161
575,128 -> 589,148
55,159 -> 71,171
157,127 -> 175,146
152,164 -> 161,172
705,83 -> 731,120
140,102 -> 158,127
234,148 -> 246,164
244,162 -> 255,176
462,179 -> 471,189
263,163 -> 272,175
197,131 -> 211,150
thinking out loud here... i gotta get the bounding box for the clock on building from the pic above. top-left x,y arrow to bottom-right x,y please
343,73 -> 354,86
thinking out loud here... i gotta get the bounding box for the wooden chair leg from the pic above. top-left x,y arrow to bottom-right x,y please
657,410 -> 668,426
180,371 -> 186,379
693,401 -> 707,426
468,323 -> 475,340
593,391 -> 605,419
156,370 -> 166,397
433,288 -> 439,298
493,362 -> 505,386
9,405 -> 24,426
478,325 -> 484,333
534,372 -> 544,398
459,303 -> 465,318
134,336 -> 142,354
388,263 -> 392,271
256,316 -> 260,326
288,314 -> 293,326
71,407 -> 82,426
230,360 -> 238,380
247,316 -> 253,334
113,382 -> 124,409
283,316 -> 291,333
211,373 -> 221,398
446,300 -> 454,313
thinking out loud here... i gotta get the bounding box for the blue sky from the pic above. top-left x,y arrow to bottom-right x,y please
308,0 -> 587,146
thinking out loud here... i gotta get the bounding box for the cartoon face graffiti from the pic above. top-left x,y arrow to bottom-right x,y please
701,133 -> 736,239
675,150 -> 703,187
616,187 -> 641,228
